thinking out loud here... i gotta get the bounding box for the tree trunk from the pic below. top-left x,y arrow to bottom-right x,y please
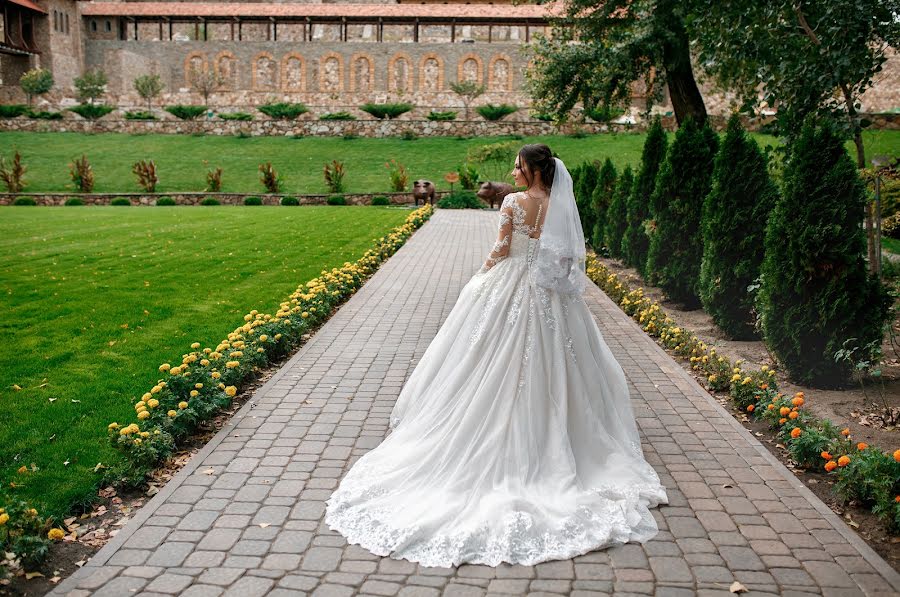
661,17 -> 707,126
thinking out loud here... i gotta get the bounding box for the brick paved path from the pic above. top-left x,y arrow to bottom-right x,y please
52,209 -> 900,597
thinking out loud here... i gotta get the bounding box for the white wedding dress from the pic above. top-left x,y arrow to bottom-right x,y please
324,191 -> 668,568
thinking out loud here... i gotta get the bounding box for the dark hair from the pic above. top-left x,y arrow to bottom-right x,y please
517,143 -> 556,190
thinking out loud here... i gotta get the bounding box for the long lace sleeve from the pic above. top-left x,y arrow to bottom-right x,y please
477,200 -> 514,275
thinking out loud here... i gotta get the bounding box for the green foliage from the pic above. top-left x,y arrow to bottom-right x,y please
590,158 -> 617,248
0,104 -> 29,118
531,112 -> 555,122
449,81 -> 486,119
65,197 -> 85,206
699,115 -> 778,339
327,195 -> 347,205
759,116 -> 893,387
323,160 -> 346,193
165,105 -> 208,120
604,165 -> 633,258
575,160 -> 600,236
646,116 -> 718,307
12,196 -> 36,206
467,141 -> 517,183
622,119 -> 666,276
198,197 -> 219,206
370,196 -> 390,206
437,190 -> 484,209
385,159 -> 409,192
258,102 -> 308,120
124,110 -> 156,120
243,196 -> 263,206
68,104 -> 114,121
69,154 -> 95,193
281,196 -> 300,206
834,447 -> 900,526
18,68 -> 53,105
457,162 -> 480,190
0,499 -> 52,570
26,110 -> 63,120
133,74 -> 164,111
219,112 -> 253,121
74,68 -> 108,104
399,129 -> 418,141
156,197 -> 177,206
584,105 -> 625,123
361,103 -> 413,120
787,421 -> 840,469
110,197 -> 131,206
476,104 -> 518,121
320,111 -> 356,121
427,110 -> 457,121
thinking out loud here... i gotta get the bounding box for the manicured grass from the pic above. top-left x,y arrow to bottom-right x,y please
1,130 -> 896,195
0,206 -> 410,518
882,236 -> 900,255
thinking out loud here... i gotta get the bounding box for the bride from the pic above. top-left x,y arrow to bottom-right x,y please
324,144 -> 668,568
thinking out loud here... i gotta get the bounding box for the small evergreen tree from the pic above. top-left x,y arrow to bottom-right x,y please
604,165 -> 633,258
623,118 -> 667,278
576,160 -> 600,237
759,116 -> 892,388
699,115 -> 778,339
646,116 -> 718,308
590,158 -> 617,250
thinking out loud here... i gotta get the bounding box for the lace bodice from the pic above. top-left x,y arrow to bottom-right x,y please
478,191 -> 549,274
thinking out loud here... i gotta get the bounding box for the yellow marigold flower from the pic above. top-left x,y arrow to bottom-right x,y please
259,335 -> 268,342
134,438 -> 142,445
167,410 -> 177,417
731,374 -> 741,382
310,307 -> 317,313
190,390 -> 199,397
108,422 -> 119,430
218,383 -> 226,389
0,513 -> 9,525
159,363 -> 171,372
17,465 -> 27,474
191,342 -> 201,349
741,377 -> 751,385
210,352 -> 221,360
226,361 -> 239,369
708,375 -> 717,383
225,386 -> 237,397
761,365 -> 768,371
135,403 -> 147,412
140,431 -> 150,438
178,401 -> 189,409
211,372 -> 221,379
148,399 -> 159,408
137,410 -> 150,420
141,392 -> 152,401
200,359 -> 210,366
302,312 -> 309,318
151,385 -> 162,394
170,366 -> 182,375
203,347 -> 211,354
274,334 -> 282,341
244,314 -> 253,321
48,528 -> 65,540
195,383 -> 203,389
26,508 -> 37,517
230,351 -> 243,358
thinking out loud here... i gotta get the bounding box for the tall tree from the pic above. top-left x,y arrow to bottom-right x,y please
623,118 -> 667,277
526,0 -> 707,126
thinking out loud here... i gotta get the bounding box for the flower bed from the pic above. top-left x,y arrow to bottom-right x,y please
0,204 -> 433,580
585,252 -> 900,531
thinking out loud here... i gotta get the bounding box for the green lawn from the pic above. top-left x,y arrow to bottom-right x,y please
0,206 -> 410,518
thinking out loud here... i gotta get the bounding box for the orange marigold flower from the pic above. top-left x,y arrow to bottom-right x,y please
790,428 -> 802,438
792,396 -> 804,407
794,391 -> 804,399
747,405 -> 755,413
837,455 -> 851,467
779,406 -> 791,416
841,428 -> 850,437
788,411 -> 799,419
857,442 -> 869,451
821,451 -> 833,460
779,417 -> 788,424
767,404 -> 776,410
895,495 -> 900,503
760,383 -> 768,390
824,460 -> 838,472
894,449 -> 900,463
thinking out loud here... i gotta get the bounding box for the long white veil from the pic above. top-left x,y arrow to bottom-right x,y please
532,157 -> 587,295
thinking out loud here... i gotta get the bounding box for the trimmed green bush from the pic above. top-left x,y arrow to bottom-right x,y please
646,116 -> 718,307
0,104 -> 29,118
699,115 -> 779,340
320,112 -> 356,121
370,196 -> 390,206
590,158 -> 617,249
243,196 -> 263,206
327,195 -> 347,206
575,160 -> 600,237
125,110 -> 156,120
476,104 -> 517,121
68,104 -> 114,120
361,103 -> 413,120
27,110 -> 64,120
584,106 -> 625,123
258,102 -> 308,120
623,118 -> 667,278
436,190 -> 484,209
199,197 -> 220,206
65,197 -> 85,206
219,112 -> 253,121
604,165 -> 633,259
427,111 -> 458,121
165,105 -> 207,120
531,112 -> 555,122
110,197 -> 131,206
759,116 -> 892,388
155,197 -> 177,206
13,196 -> 36,206
280,196 -> 300,206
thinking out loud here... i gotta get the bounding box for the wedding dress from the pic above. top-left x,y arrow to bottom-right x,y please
324,187 -> 669,568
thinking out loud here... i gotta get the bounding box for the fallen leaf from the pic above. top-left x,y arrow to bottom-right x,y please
722,484 -> 733,489
74,559 -> 87,567
63,460 -> 70,466
48,397 -> 57,402
24,572 -> 44,580
730,580 -> 748,593
71,399 -> 80,403
49,576 -> 61,584
203,468 -> 215,475
259,523 -> 270,528
12,385 -> 21,391
94,462 -> 105,473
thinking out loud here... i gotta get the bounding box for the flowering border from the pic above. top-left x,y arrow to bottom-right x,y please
585,252 -> 900,531
0,204 -> 434,576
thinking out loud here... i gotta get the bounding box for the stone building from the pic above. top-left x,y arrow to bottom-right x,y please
0,0 -> 897,118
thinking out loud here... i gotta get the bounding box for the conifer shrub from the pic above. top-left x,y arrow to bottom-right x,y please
623,118 -> 667,278
604,165 -> 633,259
280,196 -> 300,206
758,116 -> 893,388
699,115 -> 778,339
156,197 -> 177,206
575,160 -> 599,237
243,196 -> 263,206
591,158 -> 617,249
646,116 -> 718,307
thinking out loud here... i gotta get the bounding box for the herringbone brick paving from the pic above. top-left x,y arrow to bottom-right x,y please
50,208 -> 900,596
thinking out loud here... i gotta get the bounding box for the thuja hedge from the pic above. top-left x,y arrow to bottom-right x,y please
0,204 -> 433,575
622,117 -> 667,279
585,253 -> 900,530
604,165 -> 633,259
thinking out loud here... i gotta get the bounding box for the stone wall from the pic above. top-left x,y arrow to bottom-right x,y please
0,191 -> 442,206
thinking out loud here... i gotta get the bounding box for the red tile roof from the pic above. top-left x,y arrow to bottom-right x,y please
9,0 -> 48,14
78,1 -> 562,19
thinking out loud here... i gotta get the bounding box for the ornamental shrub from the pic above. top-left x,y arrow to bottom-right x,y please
199,197 -> 219,206
370,196 -> 390,206
476,104 -> 517,121
27,110 -> 63,120
219,112 -> 253,121
320,111 -> 356,121
758,116 -> 893,388
436,190 -> 484,209
280,196 -> 300,206
699,115 -> 778,339
575,160 -> 600,239
623,118 -> 667,277
327,195 -> 347,206
360,102 -> 413,120
110,197 -> 131,206
243,196 -> 263,206
165,105 -> 207,120
258,102 -> 308,120
604,165 -> 634,259
0,104 -> 29,118
646,116 -> 718,308
156,197 -> 177,206
427,110 -> 457,121
124,110 -> 155,120
65,197 -> 85,206
68,104 -> 114,120
590,158 -> 617,249
13,196 -> 36,205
